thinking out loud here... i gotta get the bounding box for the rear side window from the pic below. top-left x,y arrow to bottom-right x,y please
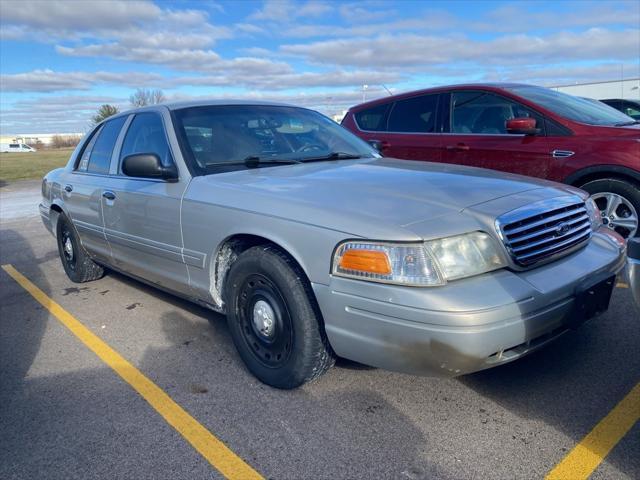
387,94 -> 439,133
77,127 -> 102,171
84,116 -> 126,174
354,103 -> 390,131
120,113 -> 172,167
451,91 -> 543,134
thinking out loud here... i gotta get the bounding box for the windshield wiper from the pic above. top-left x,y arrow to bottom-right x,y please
300,152 -> 363,162
242,156 -> 302,168
614,120 -> 640,126
203,156 -> 302,169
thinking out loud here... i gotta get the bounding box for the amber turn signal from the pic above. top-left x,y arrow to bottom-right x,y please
339,249 -> 392,275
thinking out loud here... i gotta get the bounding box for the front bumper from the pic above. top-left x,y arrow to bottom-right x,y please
314,230 -> 626,377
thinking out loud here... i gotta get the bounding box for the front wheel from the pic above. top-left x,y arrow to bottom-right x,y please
580,178 -> 639,239
224,246 -> 335,389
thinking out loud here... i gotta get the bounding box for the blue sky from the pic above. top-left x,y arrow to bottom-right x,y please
1,0 -> 639,134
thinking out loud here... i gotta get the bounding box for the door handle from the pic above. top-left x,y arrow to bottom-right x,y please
368,139 -> 390,152
102,191 -> 116,200
446,144 -> 470,151
64,184 -> 73,192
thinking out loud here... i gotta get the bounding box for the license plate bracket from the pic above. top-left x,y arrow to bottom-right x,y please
567,275 -> 616,329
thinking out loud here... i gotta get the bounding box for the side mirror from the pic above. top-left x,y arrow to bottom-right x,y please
122,153 -> 178,181
506,117 -> 539,135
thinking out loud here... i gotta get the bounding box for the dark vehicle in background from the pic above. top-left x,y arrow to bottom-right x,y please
342,84 -> 640,238
600,98 -> 640,120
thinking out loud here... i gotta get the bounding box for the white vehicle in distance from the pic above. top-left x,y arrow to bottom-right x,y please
0,143 -> 37,153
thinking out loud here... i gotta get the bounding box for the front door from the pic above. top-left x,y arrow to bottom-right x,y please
101,111 -> 190,294
442,90 -> 550,179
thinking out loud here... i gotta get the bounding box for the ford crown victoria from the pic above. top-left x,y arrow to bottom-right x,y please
40,101 -> 626,388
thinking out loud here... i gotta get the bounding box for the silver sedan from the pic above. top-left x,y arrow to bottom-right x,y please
40,101 -> 626,388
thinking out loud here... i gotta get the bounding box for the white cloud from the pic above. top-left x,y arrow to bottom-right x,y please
0,66 -> 398,94
0,95 -> 128,134
484,62 -> 640,85
0,70 -> 163,92
0,0 -> 161,31
1,0 -> 232,54
168,70 -> 401,90
281,28 -> 640,68
249,0 -> 332,21
474,3 -> 640,33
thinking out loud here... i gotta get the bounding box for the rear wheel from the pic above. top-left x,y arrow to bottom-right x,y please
580,178 -> 639,239
224,246 -> 334,389
56,215 -> 104,283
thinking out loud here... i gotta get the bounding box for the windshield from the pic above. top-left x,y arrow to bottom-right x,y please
507,86 -> 635,126
173,105 -> 377,174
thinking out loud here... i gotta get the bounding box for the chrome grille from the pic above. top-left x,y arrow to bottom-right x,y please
497,197 -> 591,267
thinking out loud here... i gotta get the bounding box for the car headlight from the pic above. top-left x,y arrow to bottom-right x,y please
424,232 -> 506,281
585,197 -> 603,230
332,232 -> 506,286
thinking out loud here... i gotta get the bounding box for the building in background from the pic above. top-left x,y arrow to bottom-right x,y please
0,132 -> 83,147
551,78 -> 640,100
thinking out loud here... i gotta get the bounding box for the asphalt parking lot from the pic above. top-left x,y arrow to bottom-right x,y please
1,181 -> 638,480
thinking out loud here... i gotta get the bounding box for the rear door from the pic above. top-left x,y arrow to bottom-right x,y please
442,90 -> 550,178
62,116 -> 126,263
100,110 -> 190,294
382,93 -> 442,161
348,94 -> 442,162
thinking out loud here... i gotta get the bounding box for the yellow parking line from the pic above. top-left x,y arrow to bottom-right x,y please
616,282 -> 629,288
546,382 -> 640,480
1,264 -> 263,480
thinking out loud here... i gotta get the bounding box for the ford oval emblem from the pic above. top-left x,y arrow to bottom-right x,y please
555,222 -> 571,237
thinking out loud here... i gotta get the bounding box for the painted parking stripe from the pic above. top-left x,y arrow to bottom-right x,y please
546,382 -> 640,480
2,264 -> 263,480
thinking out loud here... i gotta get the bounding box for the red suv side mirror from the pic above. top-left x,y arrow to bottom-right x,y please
506,117 -> 538,135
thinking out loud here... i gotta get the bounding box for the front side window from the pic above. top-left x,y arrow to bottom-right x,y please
173,105 -> 376,175
507,86 -> 635,126
387,94 -> 439,133
623,103 -> 640,120
354,103 -> 390,131
451,91 -> 543,134
86,116 -> 126,174
120,113 -> 172,168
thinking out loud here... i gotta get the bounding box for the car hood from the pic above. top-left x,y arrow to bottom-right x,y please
193,157 -> 569,239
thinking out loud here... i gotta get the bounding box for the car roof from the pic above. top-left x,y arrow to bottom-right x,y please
163,98 -> 297,110
99,99 -> 303,126
349,82 -> 537,111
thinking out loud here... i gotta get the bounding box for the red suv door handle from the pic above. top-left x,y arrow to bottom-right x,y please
446,144 -> 470,151
369,139 -> 390,151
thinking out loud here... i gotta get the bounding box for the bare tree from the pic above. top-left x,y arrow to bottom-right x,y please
91,104 -> 119,125
50,135 -> 82,149
129,88 -> 166,108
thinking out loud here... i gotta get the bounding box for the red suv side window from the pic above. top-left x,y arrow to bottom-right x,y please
451,91 -> 544,135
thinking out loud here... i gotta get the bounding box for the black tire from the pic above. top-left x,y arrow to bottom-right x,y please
580,178 -> 640,239
56,215 -> 104,283
224,245 -> 335,389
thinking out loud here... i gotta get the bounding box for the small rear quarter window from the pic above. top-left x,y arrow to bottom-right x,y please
354,103 -> 390,131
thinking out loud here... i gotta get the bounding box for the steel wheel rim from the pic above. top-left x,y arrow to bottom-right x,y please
591,192 -> 638,238
237,274 -> 293,368
61,225 -> 77,270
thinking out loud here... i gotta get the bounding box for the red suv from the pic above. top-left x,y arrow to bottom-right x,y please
342,83 -> 640,238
